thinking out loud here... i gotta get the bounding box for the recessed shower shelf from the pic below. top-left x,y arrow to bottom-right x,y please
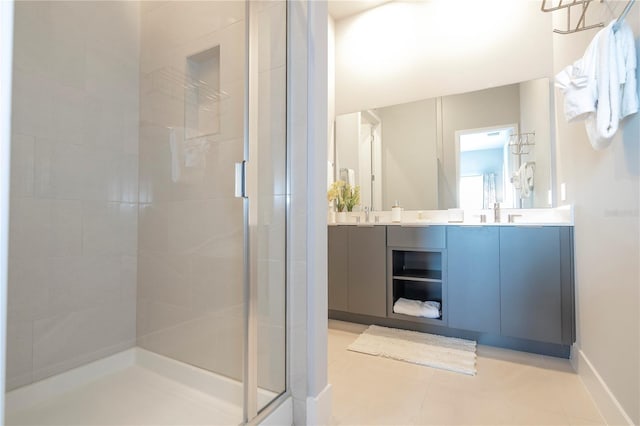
148,66 -> 229,106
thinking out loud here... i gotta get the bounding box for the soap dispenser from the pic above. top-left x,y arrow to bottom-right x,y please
391,200 -> 403,223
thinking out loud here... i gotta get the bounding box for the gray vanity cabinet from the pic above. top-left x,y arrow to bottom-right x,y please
500,226 -> 573,345
328,225 -> 387,317
328,226 -> 348,311
348,226 -> 387,317
447,226 -> 500,334
328,223 -> 575,355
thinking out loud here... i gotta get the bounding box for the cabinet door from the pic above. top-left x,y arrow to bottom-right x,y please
348,226 -> 387,317
328,226 -> 348,311
500,227 -> 562,344
448,227 -> 500,333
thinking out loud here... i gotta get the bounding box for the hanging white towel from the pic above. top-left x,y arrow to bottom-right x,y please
555,20 -> 639,150
393,298 -> 441,319
169,127 -> 182,183
617,22 -> 639,119
347,168 -> 356,187
183,137 -> 210,169
340,168 -> 356,186
554,30 -> 601,123
168,127 -> 211,183
585,21 -> 621,149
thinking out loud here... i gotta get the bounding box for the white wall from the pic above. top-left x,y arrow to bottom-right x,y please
334,0 -> 553,114
289,1 -> 331,424
7,1 -> 140,390
552,2 -> 639,424
379,99 -> 438,210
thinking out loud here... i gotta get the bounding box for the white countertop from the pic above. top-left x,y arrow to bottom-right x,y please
330,221 -> 573,227
328,206 -> 574,227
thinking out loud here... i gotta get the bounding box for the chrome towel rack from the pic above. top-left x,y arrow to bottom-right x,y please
541,0 -> 636,34
613,0 -> 636,31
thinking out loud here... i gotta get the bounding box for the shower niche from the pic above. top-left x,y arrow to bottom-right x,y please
185,45 -> 222,140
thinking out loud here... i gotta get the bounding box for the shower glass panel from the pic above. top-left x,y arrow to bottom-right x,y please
137,1 -> 248,418
5,1 -> 287,424
251,0 -> 287,414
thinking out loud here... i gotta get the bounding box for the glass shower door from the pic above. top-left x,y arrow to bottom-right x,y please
138,2 -> 250,424
140,0 -> 287,422
244,0 -> 288,419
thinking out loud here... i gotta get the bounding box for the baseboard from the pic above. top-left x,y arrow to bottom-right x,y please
305,384 -> 332,426
258,396 -> 293,426
572,347 -> 634,425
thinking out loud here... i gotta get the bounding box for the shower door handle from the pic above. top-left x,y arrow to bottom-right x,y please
235,161 -> 247,198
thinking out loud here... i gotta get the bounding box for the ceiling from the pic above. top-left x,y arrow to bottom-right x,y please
328,0 -> 392,20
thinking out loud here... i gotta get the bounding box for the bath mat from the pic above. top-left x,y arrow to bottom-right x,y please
347,325 -> 477,375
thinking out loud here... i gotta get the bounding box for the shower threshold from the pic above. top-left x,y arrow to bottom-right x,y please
5,348 -> 275,425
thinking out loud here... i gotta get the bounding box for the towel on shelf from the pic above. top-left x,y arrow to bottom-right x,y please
393,298 -> 441,319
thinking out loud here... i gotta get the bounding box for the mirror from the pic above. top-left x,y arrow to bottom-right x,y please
334,78 -> 555,211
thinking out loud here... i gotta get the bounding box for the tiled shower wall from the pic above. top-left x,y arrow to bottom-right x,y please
136,1 -> 246,380
7,2 -> 140,390
8,0 -> 286,396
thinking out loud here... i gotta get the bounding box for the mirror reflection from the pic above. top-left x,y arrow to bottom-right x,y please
334,78 -> 555,211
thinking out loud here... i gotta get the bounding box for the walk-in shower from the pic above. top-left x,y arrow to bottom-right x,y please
4,1 -> 287,424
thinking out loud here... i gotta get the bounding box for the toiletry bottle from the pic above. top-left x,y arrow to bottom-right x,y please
391,200 -> 402,223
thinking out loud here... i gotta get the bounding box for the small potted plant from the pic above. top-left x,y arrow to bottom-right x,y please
328,180 -> 360,223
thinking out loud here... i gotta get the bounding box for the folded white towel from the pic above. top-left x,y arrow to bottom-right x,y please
393,298 -> 441,319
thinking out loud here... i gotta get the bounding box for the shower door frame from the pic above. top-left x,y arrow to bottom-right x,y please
0,0 -> 15,419
242,0 -> 290,423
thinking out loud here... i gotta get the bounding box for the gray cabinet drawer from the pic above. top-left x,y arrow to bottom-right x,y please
387,226 -> 445,249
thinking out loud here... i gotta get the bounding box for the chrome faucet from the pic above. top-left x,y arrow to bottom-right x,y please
364,206 -> 370,223
493,202 -> 500,223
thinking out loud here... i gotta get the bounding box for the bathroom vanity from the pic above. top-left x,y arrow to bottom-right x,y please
328,218 -> 575,357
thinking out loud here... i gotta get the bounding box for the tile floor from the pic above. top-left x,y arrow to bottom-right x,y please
328,320 -> 605,426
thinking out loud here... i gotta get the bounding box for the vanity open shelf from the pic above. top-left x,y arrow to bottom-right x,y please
392,250 -> 442,282
388,246 -> 447,325
385,227 -> 448,325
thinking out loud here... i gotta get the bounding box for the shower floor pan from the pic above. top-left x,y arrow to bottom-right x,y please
5,348 -> 275,425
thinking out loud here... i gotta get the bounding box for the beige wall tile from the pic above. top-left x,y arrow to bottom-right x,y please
8,1 -> 140,389
9,134 -> 35,198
